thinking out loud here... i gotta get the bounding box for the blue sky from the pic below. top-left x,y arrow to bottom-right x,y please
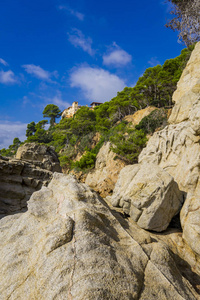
0,0 -> 184,148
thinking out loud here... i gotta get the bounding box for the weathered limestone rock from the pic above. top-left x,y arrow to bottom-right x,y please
16,143 -> 61,172
138,121 -> 200,195
139,114 -> 200,256
0,156 -> 54,218
138,42 -> 200,255
85,142 -> 126,197
111,163 -> 183,232
0,173 -> 198,299
169,42 -> 200,124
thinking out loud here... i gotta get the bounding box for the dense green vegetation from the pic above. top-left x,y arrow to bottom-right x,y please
0,46 -> 195,170
135,108 -> 167,134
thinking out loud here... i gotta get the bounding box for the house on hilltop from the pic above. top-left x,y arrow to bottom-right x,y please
90,102 -> 102,109
61,101 -> 103,119
61,101 -> 81,119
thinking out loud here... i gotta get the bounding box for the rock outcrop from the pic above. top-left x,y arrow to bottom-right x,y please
85,142 -> 126,197
0,144 -> 61,218
111,42 -> 200,256
168,42 -> 200,124
0,173 -> 199,299
0,156 -> 53,218
138,43 -> 200,256
16,143 -> 61,172
111,163 -> 183,231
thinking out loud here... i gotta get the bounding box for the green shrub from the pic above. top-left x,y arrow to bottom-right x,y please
72,151 -> 97,170
135,108 -> 167,134
110,129 -> 147,163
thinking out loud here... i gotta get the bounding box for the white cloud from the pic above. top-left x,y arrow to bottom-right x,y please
44,93 -> 70,110
68,29 -> 95,56
0,121 -> 27,149
0,58 -> 8,66
103,44 -> 132,67
58,5 -> 84,21
22,64 -> 56,81
0,70 -> 18,84
70,66 -> 126,102
51,97 -> 70,110
35,90 -> 70,110
148,57 -> 161,67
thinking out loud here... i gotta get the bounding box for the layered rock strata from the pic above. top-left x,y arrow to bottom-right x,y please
0,156 -> 53,218
16,143 -> 61,172
0,173 -> 198,299
0,143 -> 61,218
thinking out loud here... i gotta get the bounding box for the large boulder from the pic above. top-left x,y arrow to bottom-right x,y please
16,143 -> 61,172
85,142 -> 126,197
111,163 -> 183,232
0,173 -> 198,299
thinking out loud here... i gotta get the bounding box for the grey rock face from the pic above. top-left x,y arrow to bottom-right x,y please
0,143 -> 62,218
0,157 -> 54,218
111,163 -> 183,232
0,173 -> 198,299
16,143 -> 61,172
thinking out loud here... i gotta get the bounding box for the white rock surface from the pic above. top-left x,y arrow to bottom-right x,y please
111,163 -> 182,231
169,42 -> 200,124
138,42 -> 200,255
0,173 -> 198,299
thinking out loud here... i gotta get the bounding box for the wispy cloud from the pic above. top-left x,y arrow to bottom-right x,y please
70,66 -> 126,102
23,90 -> 70,111
103,43 -> 132,67
0,58 -> 8,66
148,57 -> 161,66
0,70 -> 18,84
0,121 -> 27,149
68,29 -> 95,56
51,97 -> 70,110
42,91 -> 70,110
58,5 -> 84,21
22,64 -> 57,82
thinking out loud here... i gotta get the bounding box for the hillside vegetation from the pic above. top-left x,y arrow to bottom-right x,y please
0,46 -> 194,170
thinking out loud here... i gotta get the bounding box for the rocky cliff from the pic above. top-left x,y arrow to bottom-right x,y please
111,42 -> 200,256
0,143 -> 61,218
0,43 -> 200,299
